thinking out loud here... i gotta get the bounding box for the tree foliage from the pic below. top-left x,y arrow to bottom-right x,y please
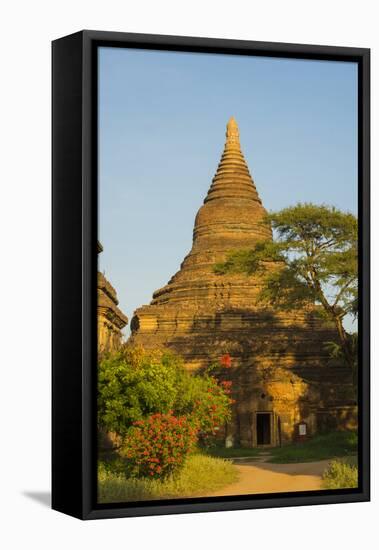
215,203 -> 358,373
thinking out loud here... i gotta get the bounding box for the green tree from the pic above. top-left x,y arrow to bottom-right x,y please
98,345 -> 232,438
98,346 -> 180,437
215,203 -> 358,374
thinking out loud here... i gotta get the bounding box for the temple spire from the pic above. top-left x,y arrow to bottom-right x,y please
204,116 -> 262,205
225,116 -> 240,149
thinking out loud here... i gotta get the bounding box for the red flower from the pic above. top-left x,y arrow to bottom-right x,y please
220,354 -> 232,368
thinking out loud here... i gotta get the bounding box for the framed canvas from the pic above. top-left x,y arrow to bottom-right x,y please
52,30 -> 370,520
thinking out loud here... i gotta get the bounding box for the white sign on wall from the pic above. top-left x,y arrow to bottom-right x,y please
299,423 -> 307,436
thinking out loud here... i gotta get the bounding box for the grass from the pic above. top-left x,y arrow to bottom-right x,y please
205,446 -> 261,459
203,430 -> 357,463
98,454 -> 238,503
269,430 -> 357,463
322,457 -> 358,489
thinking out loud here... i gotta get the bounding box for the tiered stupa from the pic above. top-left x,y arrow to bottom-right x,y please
97,242 -> 128,353
130,118 -> 356,446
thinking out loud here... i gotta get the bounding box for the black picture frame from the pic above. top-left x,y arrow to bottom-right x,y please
52,30 -> 370,520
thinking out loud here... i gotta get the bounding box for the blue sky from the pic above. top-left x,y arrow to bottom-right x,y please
98,47 -> 358,334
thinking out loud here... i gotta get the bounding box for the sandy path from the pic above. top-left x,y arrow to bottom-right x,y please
209,459 -> 330,496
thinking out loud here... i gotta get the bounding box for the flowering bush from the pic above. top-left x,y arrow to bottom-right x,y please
99,346 -> 235,478
190,376 -> 233,436
120,413 -> 198,479
98,345 -> 234,440
189,354 -> 236,445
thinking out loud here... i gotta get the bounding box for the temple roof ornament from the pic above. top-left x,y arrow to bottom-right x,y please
225,116 -> 240,147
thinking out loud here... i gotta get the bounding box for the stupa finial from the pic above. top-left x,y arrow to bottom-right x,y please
225,116 -> 240,147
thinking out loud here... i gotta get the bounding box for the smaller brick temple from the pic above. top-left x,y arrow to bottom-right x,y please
97,242 -> 128,353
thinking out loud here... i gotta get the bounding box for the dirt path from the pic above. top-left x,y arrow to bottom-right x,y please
209,459 -> 330,496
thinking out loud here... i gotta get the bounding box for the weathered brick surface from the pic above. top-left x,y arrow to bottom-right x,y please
97,244 -> 128,353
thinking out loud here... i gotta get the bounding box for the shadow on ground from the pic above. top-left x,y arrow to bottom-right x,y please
22,491 -> 51,507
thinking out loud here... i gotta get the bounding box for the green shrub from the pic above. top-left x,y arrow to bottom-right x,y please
98,454 -> 238,503
180,375 -> 233,438
98,346 -> 181,437
120,412 -> 197,479
322,459 -> 358,489
98,345 -> 233,438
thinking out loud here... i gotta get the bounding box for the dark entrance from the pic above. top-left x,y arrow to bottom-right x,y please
256,413 -> 271,445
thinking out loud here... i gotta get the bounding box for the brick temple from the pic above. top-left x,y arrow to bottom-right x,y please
97,242 -> 128,353
129,118 -> 356,447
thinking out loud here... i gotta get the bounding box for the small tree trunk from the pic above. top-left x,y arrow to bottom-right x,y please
311,275 -> 355,374
333,315 -> 355,372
